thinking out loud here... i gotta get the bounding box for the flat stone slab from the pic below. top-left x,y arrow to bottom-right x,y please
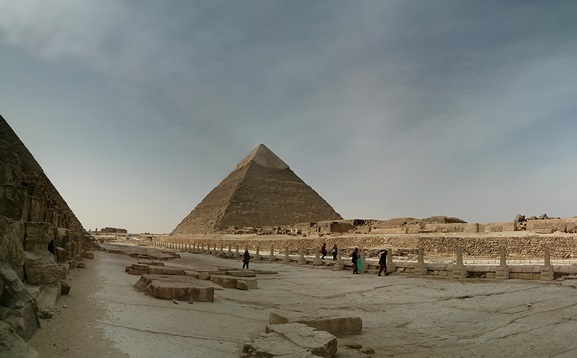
148,266 -> 185,275
242,323 -> 337,357
125,264 -> 149,275
227,270 -> 256,277
211,275 -> 257,289
137,261 -> 164,266
134,274 -> 214,302
125,264 -> 186,276
270,311 -> 362,336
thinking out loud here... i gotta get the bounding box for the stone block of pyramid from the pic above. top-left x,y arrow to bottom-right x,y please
172,144 -> 342,234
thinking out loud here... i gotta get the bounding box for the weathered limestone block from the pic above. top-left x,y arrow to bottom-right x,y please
266,323 -> 337,358
220,277 -> 237,289
212,275 -> 257,289
0,321 -> 39,358
495,266 -> 510,280
413,264 -> 427,275
227,270 -> 256,277
53,228 -> 68,250
138,261 -> 164,266
55,247 -> 66,263
0,217 -> 25,278
81,251 -> 94,259
0,294 -> 39,342
452,265 -> 466,279
240,277 -> 257,289
270,311 -> 362,336
0,185 -> 28,221
198,272 -> 210,280
148,266 -> 185,275
236,280 -> 249,290
184,271 -> 200,278
24,222 -> 53,252
134,274 -> 214,302
242,330 -> 317,358
23,252 -> 64,285
61,281 -> 71,295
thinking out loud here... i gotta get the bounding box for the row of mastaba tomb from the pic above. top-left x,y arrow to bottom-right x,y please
191,214 -> 577,236
1,115 -> 95,356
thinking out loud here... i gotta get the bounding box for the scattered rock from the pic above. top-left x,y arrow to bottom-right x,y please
236,280 -> 249,290
270,310 -> 362,336
199,272 -> 210,280
345,343 -> 362,349
37,308 -> 54,319
125,264 -> 150,275
61,281 -> 71,295
243,323 -> 337,358
76,262 -> 87,269
148,266 -> 185,275
81,251 -> 94,259
0,321 -> 39,358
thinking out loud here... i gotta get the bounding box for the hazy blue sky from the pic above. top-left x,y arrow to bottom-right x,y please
1,1 -> 576,233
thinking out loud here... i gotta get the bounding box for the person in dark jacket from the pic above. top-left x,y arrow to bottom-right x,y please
331,244 -> 338,261
242,249 -> 251,269
352,247 -> 359,274
320,243 -> 327,259
378,249 -> 388,276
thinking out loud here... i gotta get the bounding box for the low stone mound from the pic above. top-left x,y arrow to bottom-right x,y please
134,274 -> 214,302
242,323 -> 337,358
269,311 -> 362,336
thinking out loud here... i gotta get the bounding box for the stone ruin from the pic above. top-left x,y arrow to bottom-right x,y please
113,242 -> 362,357
171,144 -> 343,234
0,115 -> 93,357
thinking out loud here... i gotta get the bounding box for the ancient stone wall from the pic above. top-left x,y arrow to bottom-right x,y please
168,233 -> 577,261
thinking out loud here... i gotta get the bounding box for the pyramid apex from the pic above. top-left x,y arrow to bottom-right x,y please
235,144 -> 289,170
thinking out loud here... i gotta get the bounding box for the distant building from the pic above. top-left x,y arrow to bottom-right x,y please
100,227 -> 128,234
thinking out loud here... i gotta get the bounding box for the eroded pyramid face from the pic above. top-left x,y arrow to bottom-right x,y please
0,115 -> 84,232
172,144 -> 342,234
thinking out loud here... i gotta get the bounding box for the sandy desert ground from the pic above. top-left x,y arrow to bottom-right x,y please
28,244 -> 577,358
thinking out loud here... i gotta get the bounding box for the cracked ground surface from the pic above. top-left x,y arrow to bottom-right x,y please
29,245 -> 577,357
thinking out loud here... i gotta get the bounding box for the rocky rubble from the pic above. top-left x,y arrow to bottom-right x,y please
242,323 -> 338,358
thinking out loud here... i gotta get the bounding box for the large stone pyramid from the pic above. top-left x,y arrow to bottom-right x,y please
1,115 -> 87,352
172,144 -> 342,234
0,115 -> 83,231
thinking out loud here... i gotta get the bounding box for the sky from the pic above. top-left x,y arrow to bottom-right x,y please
1,1 -> 576,233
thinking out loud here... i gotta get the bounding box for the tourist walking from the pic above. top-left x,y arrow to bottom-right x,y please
242,249 -> 251,269
352,248 -> 359,274
378,249 -> 388,276
331,244 -> 338,261
320,243 -> 327,259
